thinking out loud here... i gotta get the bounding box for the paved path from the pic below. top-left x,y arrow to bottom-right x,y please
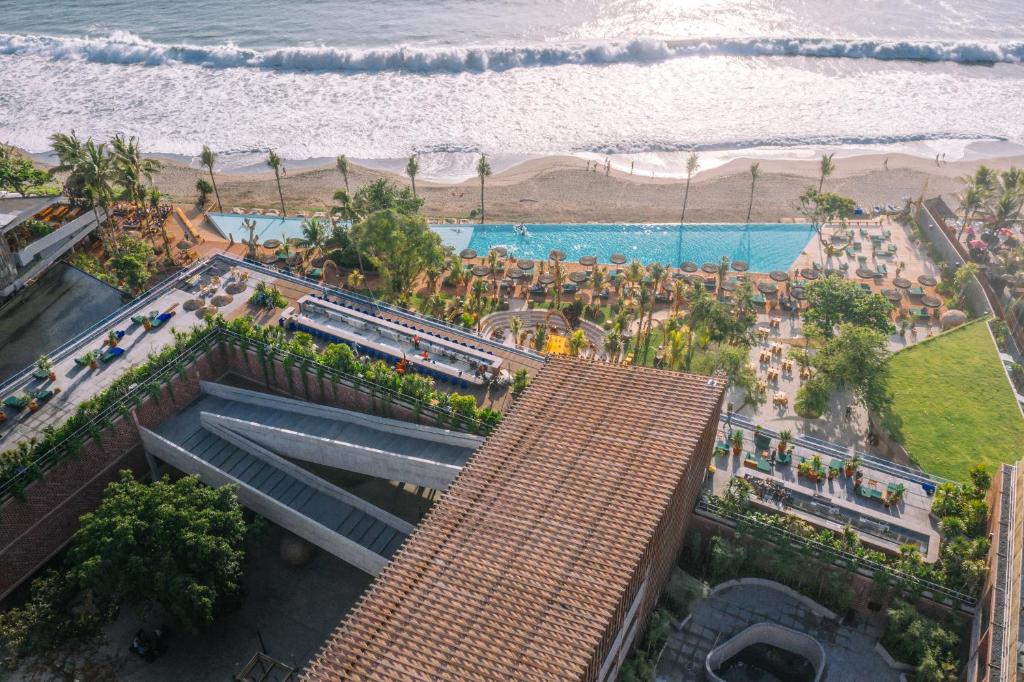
657,581 -> 900,682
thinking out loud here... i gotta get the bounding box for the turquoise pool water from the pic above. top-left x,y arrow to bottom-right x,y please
208,213 -> 309,243
433,223 -> 815,272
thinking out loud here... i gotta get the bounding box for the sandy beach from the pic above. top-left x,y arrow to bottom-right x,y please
150,152 -> 1024,224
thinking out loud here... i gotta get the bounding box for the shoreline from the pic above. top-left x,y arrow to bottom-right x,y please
138,148 -> 1022,225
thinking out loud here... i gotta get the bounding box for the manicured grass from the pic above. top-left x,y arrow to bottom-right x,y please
889,318 -> 1024,480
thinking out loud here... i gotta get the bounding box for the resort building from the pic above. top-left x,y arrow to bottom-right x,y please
302,356 -> 725,681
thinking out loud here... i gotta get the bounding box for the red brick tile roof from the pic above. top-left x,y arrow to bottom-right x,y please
302,356 -> 725,681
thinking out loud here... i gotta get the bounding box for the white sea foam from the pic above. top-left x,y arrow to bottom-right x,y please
2,32 -> 1024,75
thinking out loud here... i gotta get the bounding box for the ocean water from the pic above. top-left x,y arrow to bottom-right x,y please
435,223 -> 816,272
1,0 -> 1022,177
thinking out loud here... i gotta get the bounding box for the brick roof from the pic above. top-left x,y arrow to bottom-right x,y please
302,356 -> 725,681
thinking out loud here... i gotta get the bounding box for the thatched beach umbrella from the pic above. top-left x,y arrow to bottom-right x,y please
791,286 -> 807,300
856,267 -> 876,279
882,288 -> 902,303
569,270 -> 589,284
921,295 -> 942,308
681,261 -> 698,273
701,262 -> 718,274
578,255 -> 597,267
471,264 -> 490,277
538,272 -> 556,285
918,274 -> 937,287
769,270 -> 789,282
507,267 -> 527,280
757,281 -> 778,295
720,279 -> 737,292
182,298 -> 204,312
225,282 -> 247,295
517,259 -> 535,271
263,239 -> 281,250
459,248 -> 477,260
176,240 -> 193,252
211,294 -> 233,307
549,249 -> 566,262
800,268 -> 820,280
490,246 -> 508,258
893,277 -> 912,289
610,253 -> 626,265
731,260 -> 749,272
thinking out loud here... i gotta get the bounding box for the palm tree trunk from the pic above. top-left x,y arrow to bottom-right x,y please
745,180 -> 756,223
479,178 -> 485,224
411,177 -> 417,199
208,168 -> 222,212
274,170 -> 286,215
680,176 -> 691,223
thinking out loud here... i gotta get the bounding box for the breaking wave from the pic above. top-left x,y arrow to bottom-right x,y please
2,31 -> 1023,75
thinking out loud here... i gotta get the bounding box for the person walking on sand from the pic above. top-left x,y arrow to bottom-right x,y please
630,160 -> 634,175
883,156 -> 888,171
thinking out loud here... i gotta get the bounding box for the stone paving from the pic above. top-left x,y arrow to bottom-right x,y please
657,581 -> 900,682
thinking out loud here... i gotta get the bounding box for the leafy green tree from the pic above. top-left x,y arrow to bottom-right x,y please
111,134 -> 161,208
798,188 -> 856,257
301,216 -> 329,262
802,275 -> 894,337
349,209 -> 445,299
0,144 -> 49,196
810,323 -> 893,414
196,178 -> 213,205
106,235 -> 154,293
66,472 -> 246,632
352,178 -> 422,215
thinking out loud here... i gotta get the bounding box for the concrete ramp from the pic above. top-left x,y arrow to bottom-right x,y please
198,382 -> 482,489
141,406 -> 412,575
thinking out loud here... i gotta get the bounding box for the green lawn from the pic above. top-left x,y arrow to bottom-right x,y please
889,318 -> 1024,480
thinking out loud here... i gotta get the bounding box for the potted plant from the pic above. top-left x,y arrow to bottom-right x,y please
844,454 -> 862,477
88,351 -> 99,370
731,430 -> 744,456
107,330 -> 119,348
36,355 -> 55,381
809,454 -> 824,481
777,429 -> 792,456
889,483 -> 906,505
28,399 -> 39,412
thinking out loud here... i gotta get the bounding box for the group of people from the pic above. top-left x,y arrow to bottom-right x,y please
130,625 -> 168,661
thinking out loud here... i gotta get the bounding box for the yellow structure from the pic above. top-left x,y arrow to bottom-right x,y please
546,333 -> 570,355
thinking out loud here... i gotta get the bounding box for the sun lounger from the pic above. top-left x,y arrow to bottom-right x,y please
875,263 -> 887,276
31,388 -> 55,403
100,347 -> 125,363
149,311 -> 176,329
754,432 -> 772,453
908,287 -> 924,297
3,395 -> 30,410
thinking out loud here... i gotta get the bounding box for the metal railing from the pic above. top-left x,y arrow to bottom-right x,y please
720,411 -> 950,487
0,327 -> 220,503
697,495 -> 978,607
0,257 -> 212,397
217,253 -> 543,362
216,328 -> 494,434
1,324 -> 495,505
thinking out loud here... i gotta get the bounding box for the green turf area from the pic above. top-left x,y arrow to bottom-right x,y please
889,318 -> 1024,480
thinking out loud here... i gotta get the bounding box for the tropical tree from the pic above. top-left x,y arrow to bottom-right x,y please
672,278 -> 687,317
510,316 -> 523,347
347,269 -> 365,291
66,472 -> 246,633
603,329 -> 622,361
802,275 -> 895,338
956,183 -> 985,239
800,323 -> 894,416
79,140 -> 118,254
591,266 -> 607,300
200,145 -> 223,212
336,154 -> 350,193
301,216 -> 329,262
798,188 -> 857,259
48,131 -> 87,199
680,151 -> 699,223
568,329 -> 587,357
664,328 -> 688,370
111,134 -> 161,208
818,152 -> 835,193
0,144 -> 49,196
468,279 -> 487,330
348,209 -> 446,299
477,154 -> 492,223
349,178 -> 421,216
406,153 -> 419,198
552,260 -> 566,307
532,325 -> 548,352
716,256 -> 730,301
624,259 -> 644,296
196,178 -> 213,206
745,161 -> 760,223
266,150 -> 286,215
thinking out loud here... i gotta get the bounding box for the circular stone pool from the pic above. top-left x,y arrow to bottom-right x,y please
706,623 -> 826,682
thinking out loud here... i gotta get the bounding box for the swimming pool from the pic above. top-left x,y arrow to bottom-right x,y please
207,212 -> 309,243
432,223 -> 816,272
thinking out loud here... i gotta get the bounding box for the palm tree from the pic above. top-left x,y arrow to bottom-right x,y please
680,151 -> 699,223
147,187 -> 170,255
648,262 -> 667,300
111,134 -> 161,209
624,259 -> 644,297
745,161 -> 761,223
266,150 -> 286,215
989,190 -> 1021,230
591,266 -> 606,300
477,154 -> 492,224
664,329 -> 687,370
48,131 -> 86,198
568,329 -> 586,357
716,256 -> 730,300
425,265 -> 441,293
817,153 -> 835,193
603,330 -> 622,362
552,260 -> 566,307
301,217 -> 328,262
672,279 -> 687,317
406,154 -> 419,198
242,217 -> 258,259
347,269 -> 365,291
956,184 -> 985,239
510,316 -> 523,347
200,145 -> 223,212
532,326 -> 548,353
336,154 -> 350,193
469,279 -> 487,330
79,140 -> 117,254
486,249 -> 500,301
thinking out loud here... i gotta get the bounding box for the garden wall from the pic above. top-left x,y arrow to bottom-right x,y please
687,512 -> 962,623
